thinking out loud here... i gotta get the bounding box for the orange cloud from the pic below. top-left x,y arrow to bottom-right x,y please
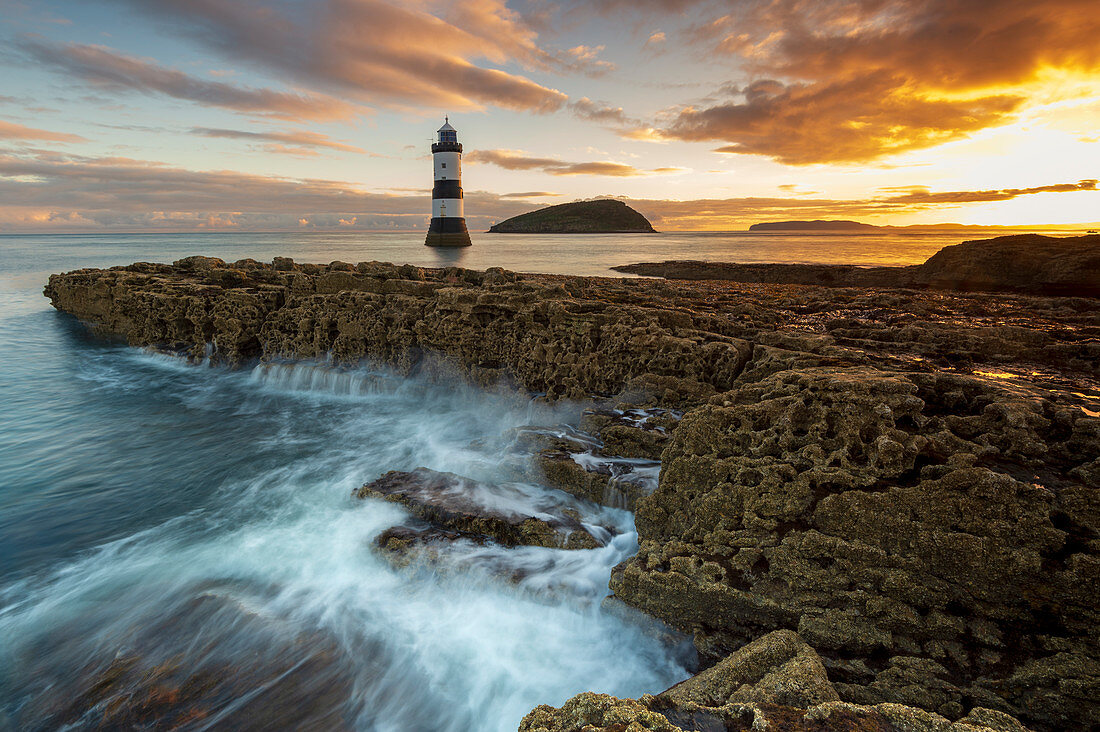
0,120 -> 86,143
466,149 -> 683,176
190,127 -> 366,154
112,0 -> 573,114
627,180 -> 1099,228
655,0 -> 1100,163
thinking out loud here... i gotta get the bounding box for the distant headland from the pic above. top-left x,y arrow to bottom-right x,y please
749,219 -> 878,231
488,199 -> 656,234
747,219 -> 1081,233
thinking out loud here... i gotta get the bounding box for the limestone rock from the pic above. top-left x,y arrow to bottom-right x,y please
611,366 -> 1099,729
659,630 -> 839,709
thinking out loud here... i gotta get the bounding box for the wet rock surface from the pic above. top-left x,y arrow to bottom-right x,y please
43,242 -> 1100,731
355,468 -> 608,550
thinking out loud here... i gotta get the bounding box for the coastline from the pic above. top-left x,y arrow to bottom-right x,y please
41,247 -> 1100,731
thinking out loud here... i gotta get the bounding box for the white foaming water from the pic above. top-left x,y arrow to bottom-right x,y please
0,357 -> 689,730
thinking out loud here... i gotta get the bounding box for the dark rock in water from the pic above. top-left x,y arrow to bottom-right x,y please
521,629 -> 1031,731
356,468 -> 605,549
488,199 -> 656,234
534,448 -> 660,511
374,524 -> 490,566
15,589 -> 357,731
581,406 -> 682,460
615,233 -> 1100,298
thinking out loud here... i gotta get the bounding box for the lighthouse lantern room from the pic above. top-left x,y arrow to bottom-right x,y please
425,117 -> 472,247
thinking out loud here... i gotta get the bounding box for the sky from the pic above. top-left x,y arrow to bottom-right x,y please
0,0 -> 1098,232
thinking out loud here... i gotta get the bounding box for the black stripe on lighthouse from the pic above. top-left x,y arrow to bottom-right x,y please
432,180 -> 463,199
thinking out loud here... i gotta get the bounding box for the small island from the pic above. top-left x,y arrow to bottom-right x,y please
748,219 -> 879,231
488,199 -> 656,233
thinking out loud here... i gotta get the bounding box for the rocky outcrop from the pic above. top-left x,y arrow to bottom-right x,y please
43,253 -> 1100,730
521,630 -> 1031,731
611,367 -> 1099,729
615,234 -> 1100,298
911,234 -> 1100,297
45,257 -> 750,401
355,468 -> 607,549
488,199 -> 656,233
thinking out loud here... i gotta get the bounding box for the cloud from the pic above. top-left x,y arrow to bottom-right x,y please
561,45 -> 615,75
465,149 -> 683,176
884,179 -> 1098,205
190,127 -> 366,154
2,148 -> 1090,232
625,180 -> 1099,228
0,120 -> 87,143
105,0 -> 574,114
571,97 -> 638,127
652,0 -> 1100,163
0,149 -> 535,231
644,31 -> 666,49
18,39 -> 361,121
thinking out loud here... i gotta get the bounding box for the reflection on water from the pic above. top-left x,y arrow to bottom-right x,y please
3,228 -> 1082,285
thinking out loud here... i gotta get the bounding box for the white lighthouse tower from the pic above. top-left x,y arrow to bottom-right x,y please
425,117 -> 472,247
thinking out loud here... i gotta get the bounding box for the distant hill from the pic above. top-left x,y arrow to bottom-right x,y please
488,200 -> 656,233
749,220 -> 879,231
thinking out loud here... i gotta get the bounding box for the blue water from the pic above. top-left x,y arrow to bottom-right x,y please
0,229 -> 1076,730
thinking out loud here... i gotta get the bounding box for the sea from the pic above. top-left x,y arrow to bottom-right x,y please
0,229 -> 1081,730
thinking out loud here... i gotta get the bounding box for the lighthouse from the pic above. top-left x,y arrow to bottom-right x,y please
425,117 -> 472,247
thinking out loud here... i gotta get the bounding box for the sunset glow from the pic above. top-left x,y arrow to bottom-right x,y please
1,0 -> 1098,232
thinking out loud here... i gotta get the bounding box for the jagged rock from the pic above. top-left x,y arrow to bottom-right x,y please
521,693 -> 682,732
355,468 -> 606,549
521,631 -> 1032,730
658,630 -> 839,709
610,366 -> 1099,729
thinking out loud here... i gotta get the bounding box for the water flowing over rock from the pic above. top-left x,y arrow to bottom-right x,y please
43,244 -> 1100,730
356,468 -> 607,549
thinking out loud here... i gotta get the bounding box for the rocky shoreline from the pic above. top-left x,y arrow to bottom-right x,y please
44,246 -> 1100,731
613,233 -> 1100,298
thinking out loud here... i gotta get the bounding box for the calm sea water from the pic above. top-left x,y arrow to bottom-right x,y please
0,229 -> 1075,729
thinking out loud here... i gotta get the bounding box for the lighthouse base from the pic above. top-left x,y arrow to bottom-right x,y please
425,217 -> 472,247
425,232 -> 472,247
